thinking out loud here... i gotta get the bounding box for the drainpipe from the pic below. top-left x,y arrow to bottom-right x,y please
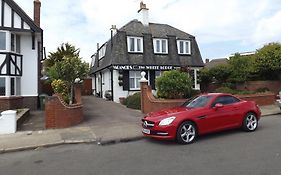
111,68 -> 114,101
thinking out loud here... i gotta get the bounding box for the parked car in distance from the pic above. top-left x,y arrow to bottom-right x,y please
276,91 -> 281,109
142,93 -> 261,144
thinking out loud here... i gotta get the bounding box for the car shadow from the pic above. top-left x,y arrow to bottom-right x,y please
144,126 -> 265,146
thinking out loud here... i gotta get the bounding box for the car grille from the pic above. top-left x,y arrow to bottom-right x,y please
142,119 -> 155,128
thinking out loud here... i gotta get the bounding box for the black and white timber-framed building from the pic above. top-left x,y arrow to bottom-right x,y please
0,0 -> 43,110
90,2 -> 204,103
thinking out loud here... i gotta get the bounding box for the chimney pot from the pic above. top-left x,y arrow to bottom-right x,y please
205,59 -> 210,63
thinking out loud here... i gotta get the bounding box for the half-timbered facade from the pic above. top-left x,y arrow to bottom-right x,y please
0,0 -> 43,110
90,2 -> 204,103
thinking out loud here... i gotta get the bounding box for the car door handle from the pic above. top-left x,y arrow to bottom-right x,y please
197,116 -> 206,119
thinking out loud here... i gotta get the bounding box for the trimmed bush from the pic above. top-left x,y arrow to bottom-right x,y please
156,70 -> 192,99
126,92 -> 141,110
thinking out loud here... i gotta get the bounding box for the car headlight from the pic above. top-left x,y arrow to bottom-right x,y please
159,116 -> 176,126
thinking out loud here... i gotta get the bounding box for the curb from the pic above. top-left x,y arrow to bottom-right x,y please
0,139 -> 97,154
97,135 -> 144,146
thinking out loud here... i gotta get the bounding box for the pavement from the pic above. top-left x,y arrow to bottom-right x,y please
0,96 -> 280,154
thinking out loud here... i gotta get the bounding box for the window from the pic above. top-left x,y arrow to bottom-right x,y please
11,33 -> 21,53
153,39 -> 168,54
182,95 -> 213,108
0,32 -> 6,50
177,40 -> 191,54
127,37 -> 143,53
155,71 -> 162,79
212,96 -> 240,107
129,71 -> 141,90
0,77 -> 21,96
98,44 -> 106,59
0,77 -> 5,96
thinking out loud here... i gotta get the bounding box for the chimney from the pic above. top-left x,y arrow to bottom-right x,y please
33,0 -> 41,27
205,59 -> 210,63
110,25 -> 117,36
138,1 -> 149,26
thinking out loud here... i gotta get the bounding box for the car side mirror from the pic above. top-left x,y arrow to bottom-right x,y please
214,103 -> 224,109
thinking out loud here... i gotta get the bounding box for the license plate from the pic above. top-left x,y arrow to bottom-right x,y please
142,128 -> 150,134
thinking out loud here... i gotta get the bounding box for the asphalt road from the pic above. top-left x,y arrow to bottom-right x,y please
1,115 -> 281,175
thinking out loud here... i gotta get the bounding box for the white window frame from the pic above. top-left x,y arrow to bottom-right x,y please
127,36 -> 143,53
153,38 -> 168,54
129,71 -> 141,90
177,40 -> 191,55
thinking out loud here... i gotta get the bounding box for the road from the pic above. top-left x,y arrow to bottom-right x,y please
0,115 -> 281,175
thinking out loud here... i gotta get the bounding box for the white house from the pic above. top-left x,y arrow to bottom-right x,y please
0,0 -> 43,110
90,2 -> 204,103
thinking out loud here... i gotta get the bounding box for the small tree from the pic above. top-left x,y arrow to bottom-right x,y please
45,43 -> 89,104
254,42 -> 281,80
45,43 -> 80,68
156,70 -> 192,99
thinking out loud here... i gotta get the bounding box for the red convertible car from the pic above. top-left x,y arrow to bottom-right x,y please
142,93 -> 261,144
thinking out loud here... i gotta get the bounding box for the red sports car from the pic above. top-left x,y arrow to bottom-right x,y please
142,93 -> 261,144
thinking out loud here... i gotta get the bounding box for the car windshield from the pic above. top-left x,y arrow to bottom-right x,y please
182,95 -> 213,108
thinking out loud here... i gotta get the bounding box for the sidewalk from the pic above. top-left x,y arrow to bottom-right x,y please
0,100 -> 280,154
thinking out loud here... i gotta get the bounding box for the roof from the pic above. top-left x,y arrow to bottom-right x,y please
205,58 -> 228,69
119,20 -> 195,38
2,0 -> 42,32
91,20 -> 204,74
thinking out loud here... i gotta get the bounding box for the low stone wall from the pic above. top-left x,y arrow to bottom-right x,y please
238,93 -> 276,106
140,81 -> 186,114
45,95 -> 83,129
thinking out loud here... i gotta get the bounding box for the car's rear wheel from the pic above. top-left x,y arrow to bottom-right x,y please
242,112 -> 258,132
177,121 -> 197,144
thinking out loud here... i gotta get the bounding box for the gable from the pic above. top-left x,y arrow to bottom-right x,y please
0,0 -> 41,32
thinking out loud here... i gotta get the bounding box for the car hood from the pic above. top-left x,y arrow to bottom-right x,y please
145,106 -> 191,119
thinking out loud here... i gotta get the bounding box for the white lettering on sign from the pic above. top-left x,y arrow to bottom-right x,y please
113,65 -> 174,70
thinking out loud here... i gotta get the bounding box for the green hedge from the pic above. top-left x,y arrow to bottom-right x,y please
125,92 -> 141,110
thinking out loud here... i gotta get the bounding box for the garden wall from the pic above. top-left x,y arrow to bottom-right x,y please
45,83 -> 83,129
238,93 -> 276,106
236,81 -> 280,94
140,81 -> 186,114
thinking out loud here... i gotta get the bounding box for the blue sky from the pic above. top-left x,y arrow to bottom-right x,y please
15,0 -> 281,63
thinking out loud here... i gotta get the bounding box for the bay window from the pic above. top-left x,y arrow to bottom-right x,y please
0,77 -> 21,96
0,32 -> 6,50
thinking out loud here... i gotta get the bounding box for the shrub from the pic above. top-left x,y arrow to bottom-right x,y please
51,79 -> 69,103
214,87 -> 236,94
126,92 -> 141,110
156,70 -> 192,99
255,87 -> 270,93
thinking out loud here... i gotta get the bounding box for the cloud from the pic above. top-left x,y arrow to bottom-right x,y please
14,0 -> 281,62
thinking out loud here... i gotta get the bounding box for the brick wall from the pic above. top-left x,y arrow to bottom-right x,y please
238,93 -> 276,106
45,95 -> 83,129
140,81 -> 186,114
236,81 -> 280,94
0,97 -> 23,111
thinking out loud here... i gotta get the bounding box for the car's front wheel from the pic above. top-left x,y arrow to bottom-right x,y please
242,112 -> 258,132
176,121 -> 197,144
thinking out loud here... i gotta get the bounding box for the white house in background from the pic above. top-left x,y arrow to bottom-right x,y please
90,2 -> 204,103
0,0 -> 43,110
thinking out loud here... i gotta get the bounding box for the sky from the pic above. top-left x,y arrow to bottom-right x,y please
15,0 -> 281,63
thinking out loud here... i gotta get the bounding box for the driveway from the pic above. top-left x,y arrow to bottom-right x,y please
20,96 -> 144,133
